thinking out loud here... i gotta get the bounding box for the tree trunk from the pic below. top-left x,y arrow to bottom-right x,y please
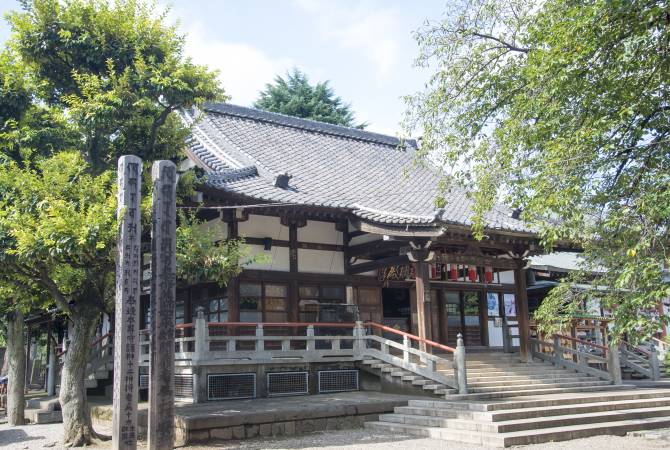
59,306 -> 100,446
7,310 -> 26,426
1,345 -> 9,377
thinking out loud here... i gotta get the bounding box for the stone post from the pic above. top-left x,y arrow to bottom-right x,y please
607,341 -> 622,385
46,341 -> 56,397
403,335 -> 410,362
553,335 -> 562,365
650,345 -> 661,381
454,333 -> 468,395
353,321 -> 365,357
112,155 -> 142,450
256,324 -> 265,352
148,161 -> 177,450
306,325 -> 315,352
193,307 -> 207,364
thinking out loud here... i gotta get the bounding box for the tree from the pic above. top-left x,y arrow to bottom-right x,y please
406,0 -> 670,342
0,0 -> 241,445
254,69 -> 367,128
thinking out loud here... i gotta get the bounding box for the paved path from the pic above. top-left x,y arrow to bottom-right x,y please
1,423 -> 669,450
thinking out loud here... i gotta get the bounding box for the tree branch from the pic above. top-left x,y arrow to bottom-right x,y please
470,31 -> 531,53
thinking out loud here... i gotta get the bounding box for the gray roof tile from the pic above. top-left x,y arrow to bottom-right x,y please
182,103 -> 533,234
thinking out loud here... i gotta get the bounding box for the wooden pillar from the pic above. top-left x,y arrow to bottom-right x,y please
411,242 -> 434,349
227,220 -> 239,322
148,160 -> 177,450
288,222 -> 299,322
514,261 -> 531,362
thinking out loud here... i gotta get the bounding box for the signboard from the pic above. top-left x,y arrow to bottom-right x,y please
503,293 -> 516,317
486,292 -> 499,317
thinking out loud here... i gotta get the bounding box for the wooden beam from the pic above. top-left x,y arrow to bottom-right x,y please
514,261 -> 531,362
438,253 -> 518,270
349,255 -> 409,275
348,240 -> 401,258
238,269 -> 381,286
243,237 -> 344,252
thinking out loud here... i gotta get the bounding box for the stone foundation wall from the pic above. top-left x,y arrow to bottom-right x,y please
182,413 -> 381,445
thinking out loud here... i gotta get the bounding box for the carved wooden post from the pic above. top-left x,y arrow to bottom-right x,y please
112,155 -> 142,450
409,242 -> 434,352
148,161 -> 177,450
455,333 -> 468,395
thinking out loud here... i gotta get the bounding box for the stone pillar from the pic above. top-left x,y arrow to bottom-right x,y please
455,334 -> 468,395
112,155 -> 142,450
46,339 -> 56,397
148,161 -> 177,450
607,341 -> 622,385
514,262 -> 531,362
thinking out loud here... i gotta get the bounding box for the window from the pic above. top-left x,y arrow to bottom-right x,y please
191,285 -> 228,323
298,285 -> 346,322
239,282 -> 288,322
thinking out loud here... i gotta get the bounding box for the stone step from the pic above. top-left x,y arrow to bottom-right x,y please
411,379 -> 431,386
25,408 -> 62,424
467,380 -> 612,394
414,387 -> 670,412
422,384 -> 447,391
487,396 -> 670,421
25,397 -> 59,410
401,375 -> 422,381
444,384 -> 628,401
467,372 -> 587,383
367,413 -> 670,447
381,405 -> 670,434
468,376 -> 595,388
364,420 -> 503,447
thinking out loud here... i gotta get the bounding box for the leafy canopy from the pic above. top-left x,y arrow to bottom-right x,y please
407,0 -> 670,342
254,68 -> 367,129
0,0 -> 240,319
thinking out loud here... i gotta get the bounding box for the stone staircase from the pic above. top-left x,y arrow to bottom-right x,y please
366,388 -> 670,447
361,351 -> 618,400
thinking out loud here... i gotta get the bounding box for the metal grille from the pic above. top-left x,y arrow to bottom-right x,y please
267,371 -> 309,397
175,374 -> 194,399
139,374 -> 149,389
318,370 -> 359,393
208,373 -> 256,400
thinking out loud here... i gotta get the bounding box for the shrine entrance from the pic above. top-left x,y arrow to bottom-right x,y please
441,290 -> 484,347
381,288 -> 411,333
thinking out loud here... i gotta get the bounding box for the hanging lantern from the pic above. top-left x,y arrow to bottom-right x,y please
430,264 -> 438,279
468,265 -> 477,282
485,266 -> 494,283
449,263 -> 458,280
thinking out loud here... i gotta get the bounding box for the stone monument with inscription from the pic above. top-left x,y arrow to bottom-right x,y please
112,155 -> 142,450
148,160 -> 177,450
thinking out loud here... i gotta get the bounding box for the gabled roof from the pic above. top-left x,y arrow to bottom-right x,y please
182,103 -> 533,235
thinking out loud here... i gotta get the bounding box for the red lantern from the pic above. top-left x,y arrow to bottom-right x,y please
485,266 -> 494,283
449,263 -> 458,280
468,265 -> 477,282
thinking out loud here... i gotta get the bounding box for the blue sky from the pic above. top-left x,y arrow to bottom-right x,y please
0,0 -> 448,135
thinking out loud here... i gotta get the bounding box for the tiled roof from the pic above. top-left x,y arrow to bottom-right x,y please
182,103 -> 533,234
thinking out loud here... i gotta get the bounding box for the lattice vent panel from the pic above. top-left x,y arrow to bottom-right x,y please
208,373 -> 256,400
318,370 -> 359,393
267,372 -> 308,397
175,374 -> 194,399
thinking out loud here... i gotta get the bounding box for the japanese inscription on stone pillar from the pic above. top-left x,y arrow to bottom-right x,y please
112,155 -> 142,450
148,161 -> 177,450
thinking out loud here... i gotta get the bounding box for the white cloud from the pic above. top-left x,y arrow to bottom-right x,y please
181,25 -> 294,106
293,0 -> 402,79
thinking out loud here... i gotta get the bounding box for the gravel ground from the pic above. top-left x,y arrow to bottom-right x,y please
1,424 -> 670,450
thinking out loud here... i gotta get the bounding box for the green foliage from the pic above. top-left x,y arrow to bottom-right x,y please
175,212 -> 246,287
254,68 -> 367,128
7,0 -> 225,171
0,152 -> 118,312
409,0 -> 670,342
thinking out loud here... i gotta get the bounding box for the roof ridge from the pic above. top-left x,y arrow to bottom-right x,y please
203,102 -> 416,148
